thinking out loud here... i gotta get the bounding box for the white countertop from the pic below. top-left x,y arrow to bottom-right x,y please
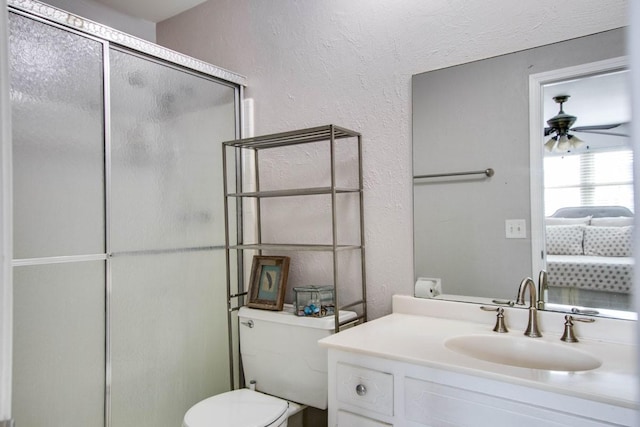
319,295 -> 639,409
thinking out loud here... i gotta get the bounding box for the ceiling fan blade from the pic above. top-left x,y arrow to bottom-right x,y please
572,129 -> 629,137
571,123 -> 628,137
571,123 -> 623,132
544,127 -> 553,136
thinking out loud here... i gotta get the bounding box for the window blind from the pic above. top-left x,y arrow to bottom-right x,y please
544,149 -> 634,216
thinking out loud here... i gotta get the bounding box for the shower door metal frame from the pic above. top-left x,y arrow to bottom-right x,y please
7,2 -> 247,426
0,0 -> 12,425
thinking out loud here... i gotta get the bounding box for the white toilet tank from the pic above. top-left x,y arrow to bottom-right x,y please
238,305 -> 356,409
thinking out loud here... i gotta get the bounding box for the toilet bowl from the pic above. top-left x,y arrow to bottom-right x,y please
183,305 -> 357,427
183,389 -> 289,427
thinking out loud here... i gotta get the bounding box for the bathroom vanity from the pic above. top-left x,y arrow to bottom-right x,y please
319,295 -> 638,426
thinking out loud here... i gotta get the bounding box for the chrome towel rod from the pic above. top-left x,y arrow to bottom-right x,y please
414,168 -> 494,180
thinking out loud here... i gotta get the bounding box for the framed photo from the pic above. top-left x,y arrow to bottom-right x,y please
247,255 -> 290,311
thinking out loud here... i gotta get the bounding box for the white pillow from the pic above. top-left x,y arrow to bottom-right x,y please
590,216 -> 634,227
584,225 -> 633,257
545,216 -> 591,225
546,225 -> 585,255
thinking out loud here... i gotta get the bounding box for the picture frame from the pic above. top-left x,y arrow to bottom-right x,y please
247,255 -> 290,311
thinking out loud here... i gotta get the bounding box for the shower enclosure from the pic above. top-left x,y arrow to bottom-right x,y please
7,1 -> 245,426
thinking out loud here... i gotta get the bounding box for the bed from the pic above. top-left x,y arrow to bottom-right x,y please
545,206 -> 634,310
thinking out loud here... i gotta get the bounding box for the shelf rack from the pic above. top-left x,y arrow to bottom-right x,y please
222,125 -> 367,355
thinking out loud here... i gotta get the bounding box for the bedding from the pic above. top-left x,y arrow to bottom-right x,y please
545,206 -> 634,299
546,254 -> 633,294
546,224 -> 586,255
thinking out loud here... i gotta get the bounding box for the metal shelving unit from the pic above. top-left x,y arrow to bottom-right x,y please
222,124 -> 367,339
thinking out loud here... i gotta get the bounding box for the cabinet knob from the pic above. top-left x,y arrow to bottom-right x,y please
355,384 -> 367,396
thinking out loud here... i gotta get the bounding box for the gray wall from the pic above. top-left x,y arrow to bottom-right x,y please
412,28 -> 627,299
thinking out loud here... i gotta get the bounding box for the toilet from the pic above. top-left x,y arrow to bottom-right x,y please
183,305 -> 357,427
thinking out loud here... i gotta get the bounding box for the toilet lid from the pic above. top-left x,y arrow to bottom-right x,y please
183,389 -> 288,427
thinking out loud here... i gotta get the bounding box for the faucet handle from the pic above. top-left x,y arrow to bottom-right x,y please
480,306 -> 509,333
560,314 -> 595,343
537,270 -> 548,310
571,307 -> 600,316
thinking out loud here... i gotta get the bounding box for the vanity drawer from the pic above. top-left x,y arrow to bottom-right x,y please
337,410 -> 392,426
336,363 -> 393,416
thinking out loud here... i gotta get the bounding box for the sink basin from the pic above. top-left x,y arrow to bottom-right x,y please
445,334 -> 602,371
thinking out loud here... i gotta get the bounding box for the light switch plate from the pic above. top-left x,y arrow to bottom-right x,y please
505,219 -> 526,238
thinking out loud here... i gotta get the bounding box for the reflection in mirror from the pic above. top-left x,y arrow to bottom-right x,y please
533,61 -> 633,314
412,28 -> 633,319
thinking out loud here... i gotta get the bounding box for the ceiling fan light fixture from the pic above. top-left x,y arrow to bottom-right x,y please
544,136 -> 557,152
568,134 -> 584,149
557,134 -> 570,151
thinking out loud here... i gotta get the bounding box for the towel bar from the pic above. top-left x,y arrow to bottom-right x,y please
413,168 -> 494,180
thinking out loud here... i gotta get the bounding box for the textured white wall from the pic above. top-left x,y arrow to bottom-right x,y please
157,0 -> 628,319
42,0 -> 156,42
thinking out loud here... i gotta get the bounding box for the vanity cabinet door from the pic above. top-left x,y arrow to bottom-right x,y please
405,377 -> 620,427
336,410 -> 393,427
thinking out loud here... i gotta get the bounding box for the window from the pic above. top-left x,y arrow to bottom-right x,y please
544,149 -> 634,216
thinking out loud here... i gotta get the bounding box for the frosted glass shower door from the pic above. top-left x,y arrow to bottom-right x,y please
10,13 -> 105,259
109,48 -> 236,427
9,12 -> 106,427
13,263 -> 106,427
9,8 -> 240,426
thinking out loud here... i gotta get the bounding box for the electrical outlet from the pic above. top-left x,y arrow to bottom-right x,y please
505,219 -> 526,239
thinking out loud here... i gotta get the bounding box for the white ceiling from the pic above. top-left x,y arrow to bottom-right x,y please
94,0 -> 206,23
543,70 -> 630,127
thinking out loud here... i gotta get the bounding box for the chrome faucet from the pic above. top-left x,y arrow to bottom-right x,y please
516,277 -> 542,337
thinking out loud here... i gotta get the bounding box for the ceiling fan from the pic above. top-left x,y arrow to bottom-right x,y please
543,95 -> 627,152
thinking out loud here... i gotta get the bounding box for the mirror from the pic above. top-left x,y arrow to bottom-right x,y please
412,28 -> 633,319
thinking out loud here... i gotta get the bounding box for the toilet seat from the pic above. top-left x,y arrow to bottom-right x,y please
183,388 -> 289,427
